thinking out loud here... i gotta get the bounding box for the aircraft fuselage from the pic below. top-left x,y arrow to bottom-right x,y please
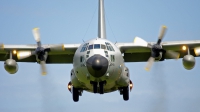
72,38 -> 130,93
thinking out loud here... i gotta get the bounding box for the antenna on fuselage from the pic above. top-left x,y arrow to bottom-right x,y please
98,0 -> 106,39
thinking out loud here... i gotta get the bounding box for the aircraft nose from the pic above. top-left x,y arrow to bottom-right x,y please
86,54 -> 108,78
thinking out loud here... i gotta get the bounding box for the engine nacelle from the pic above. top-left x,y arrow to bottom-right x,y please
155,52 -> 163,61
4,59 -> 18,74
182,55 -> 195,70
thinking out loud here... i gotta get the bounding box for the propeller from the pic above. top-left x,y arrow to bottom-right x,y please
0,43 -> 4,50
134,26 -> 180,71
32,28 -> 47,75
17,28 -> 64,75
134,37 -> 151,47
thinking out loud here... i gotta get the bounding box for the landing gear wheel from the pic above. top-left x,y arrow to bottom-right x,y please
99,82 -> 104,94
123,86 -> 129,101
93,82 -> 98,93
72,87 -> 79,102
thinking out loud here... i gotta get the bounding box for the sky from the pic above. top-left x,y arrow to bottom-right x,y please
0,0 -> 200,112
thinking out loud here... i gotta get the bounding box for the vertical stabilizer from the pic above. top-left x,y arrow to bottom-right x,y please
98,0 -> 106,39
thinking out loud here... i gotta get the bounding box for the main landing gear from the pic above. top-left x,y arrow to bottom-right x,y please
119,86 -> 129,101
72,87 -> 82,102
91,81 -> 106,94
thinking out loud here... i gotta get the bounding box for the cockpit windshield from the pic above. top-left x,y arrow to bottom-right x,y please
80,42 -> 115,52
94,44 -> 100,49
101,44 -> 106,49
88,45 -> 93,50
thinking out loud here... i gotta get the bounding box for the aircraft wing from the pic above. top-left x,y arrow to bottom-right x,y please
0,44 -> 80,63
116,40 -> 200,62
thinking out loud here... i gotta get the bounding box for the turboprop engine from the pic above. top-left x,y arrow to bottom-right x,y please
4,59 -> 18,74
133,26 -> 180,71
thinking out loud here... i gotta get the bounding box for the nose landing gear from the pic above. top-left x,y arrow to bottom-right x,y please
90,81 -> 106,94
92,82 -> 98,93
99,81 -> 105,94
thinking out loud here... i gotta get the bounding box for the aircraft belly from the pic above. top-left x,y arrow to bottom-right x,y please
84,82 -> 118,93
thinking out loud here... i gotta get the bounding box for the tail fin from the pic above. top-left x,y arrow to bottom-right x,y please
98,0 -> 106,39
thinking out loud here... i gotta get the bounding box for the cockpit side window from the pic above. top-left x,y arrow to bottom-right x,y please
110,46 -> 114,51
80,47 -> 84,52
80,56 -> 84,62
106,46 -> 110,51
94,44 -> 100,49
80,43 -> 89,52
105,42 -> 115,51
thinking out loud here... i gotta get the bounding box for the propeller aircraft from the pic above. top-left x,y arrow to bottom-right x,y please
0,0 -> 200,102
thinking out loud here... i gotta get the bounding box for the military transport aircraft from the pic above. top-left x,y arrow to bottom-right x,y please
0,0 -> 200,102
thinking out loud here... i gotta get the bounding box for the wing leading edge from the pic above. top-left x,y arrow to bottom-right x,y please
116,40 -> 200,62
0,44 -> 80,63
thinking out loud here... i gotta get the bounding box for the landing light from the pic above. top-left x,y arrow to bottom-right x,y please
13,50 -> 17,54
129,80 -> 133,91
130,83 -> 133,88
68,82 -> 72,92
182,46 -> 187,51
68,85 -> 71,89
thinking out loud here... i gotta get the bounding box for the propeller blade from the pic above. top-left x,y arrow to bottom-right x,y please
49,44 -> 65,51
17,51 -> 33,60
0,43 -> 4,50
40,61 -> 47,75
32,28 -> 40,42
134,37 -> 152,48
32,28 -> 41,47
165,50 -> 180,59
145,57 -> 155,71
157,25 -> 167,44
